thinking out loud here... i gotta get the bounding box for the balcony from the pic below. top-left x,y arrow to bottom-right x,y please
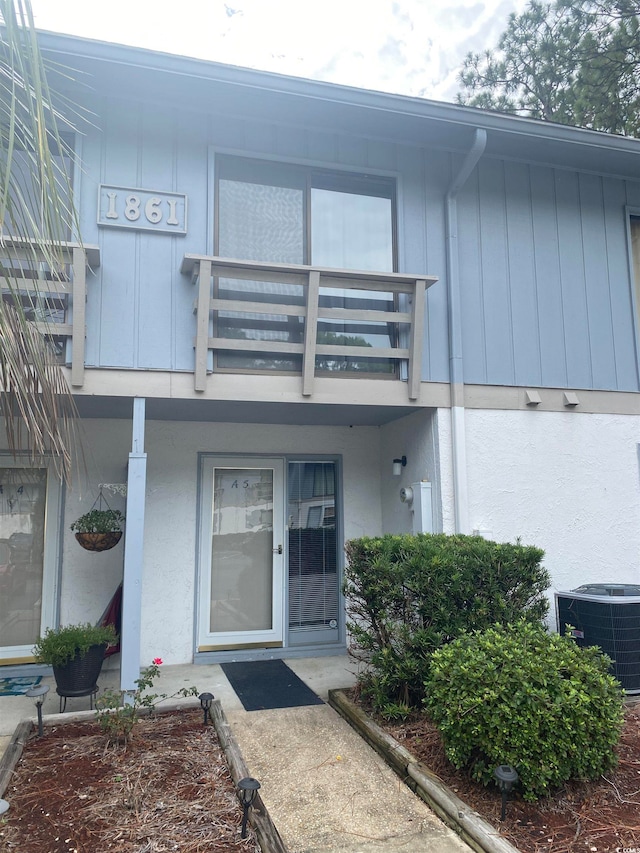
181,255 -> 437,400
0,238 -> 100,388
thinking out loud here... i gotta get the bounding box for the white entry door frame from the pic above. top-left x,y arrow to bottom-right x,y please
197,456 -> 285,651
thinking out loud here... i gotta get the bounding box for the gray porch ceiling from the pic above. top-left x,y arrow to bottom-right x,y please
73,395 -> 420,426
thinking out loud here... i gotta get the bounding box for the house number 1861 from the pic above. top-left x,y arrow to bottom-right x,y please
98,184 -> 187,234
105,192 -> 180,225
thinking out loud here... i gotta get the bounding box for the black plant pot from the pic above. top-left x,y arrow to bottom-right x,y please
53,643 -> 107,707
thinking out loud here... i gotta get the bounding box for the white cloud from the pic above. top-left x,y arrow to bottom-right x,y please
30,0 -> 528,102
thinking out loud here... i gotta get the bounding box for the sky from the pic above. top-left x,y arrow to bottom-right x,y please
29,0 -> 528,103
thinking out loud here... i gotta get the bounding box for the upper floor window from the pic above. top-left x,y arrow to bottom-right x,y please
214,155 -> 397,374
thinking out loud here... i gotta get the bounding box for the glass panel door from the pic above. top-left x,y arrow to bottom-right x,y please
287,461 -> 340,646
0,465 -> 61,664
216,158 -> 306,371
215,155 -> 399,376
311,186 -> 396,374
198,457 -> 285,650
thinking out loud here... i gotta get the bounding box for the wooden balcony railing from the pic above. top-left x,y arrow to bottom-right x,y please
181,255 -> 437,400
0,238 -> 100,387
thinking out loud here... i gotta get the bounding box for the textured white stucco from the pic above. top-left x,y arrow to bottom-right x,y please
463,409 -> 640,616
60,418 -> 383,665
379,408 -> 441,534
10,404 -> 640,665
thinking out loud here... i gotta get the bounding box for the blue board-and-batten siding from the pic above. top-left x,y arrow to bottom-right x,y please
456,159 -> 640,392
77,96 -> 640,393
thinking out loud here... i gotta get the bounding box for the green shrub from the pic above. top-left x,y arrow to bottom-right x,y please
424,621 -> 624,800
33,622 -> 117,667
344,533 -> 548,714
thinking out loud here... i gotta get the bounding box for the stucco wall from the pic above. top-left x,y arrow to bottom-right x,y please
60,418 -> 383,664
462,409 -> 640,618
379,408 -> 441,534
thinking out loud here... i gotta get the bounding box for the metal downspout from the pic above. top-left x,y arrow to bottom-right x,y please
445,129 -> 487,533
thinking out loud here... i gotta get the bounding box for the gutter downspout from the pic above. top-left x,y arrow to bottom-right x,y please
445,129 -> 486,534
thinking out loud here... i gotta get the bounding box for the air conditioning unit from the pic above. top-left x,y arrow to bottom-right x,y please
555,584 -> 640,694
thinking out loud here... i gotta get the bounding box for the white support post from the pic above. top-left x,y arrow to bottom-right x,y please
120,397 -> 147,697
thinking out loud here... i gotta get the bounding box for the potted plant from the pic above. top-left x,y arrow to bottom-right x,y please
70,509 -> 125,552
33,623 -> 118,710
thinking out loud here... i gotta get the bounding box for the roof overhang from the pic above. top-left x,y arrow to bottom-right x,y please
38,30 -> 640,182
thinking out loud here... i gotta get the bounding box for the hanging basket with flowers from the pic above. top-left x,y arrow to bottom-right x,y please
71,489 -> 125,552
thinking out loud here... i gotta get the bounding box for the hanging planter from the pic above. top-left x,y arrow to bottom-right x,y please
71,490 -> 125,552
74,528 -> 123,552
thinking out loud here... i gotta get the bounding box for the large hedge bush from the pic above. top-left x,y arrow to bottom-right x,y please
425,621 -> 624,800
344,533 -> 548,715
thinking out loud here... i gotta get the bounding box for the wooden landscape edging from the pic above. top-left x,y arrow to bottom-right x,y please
0,698 -> 289,853
328,688 -> 521,853
210,700 -> 289,853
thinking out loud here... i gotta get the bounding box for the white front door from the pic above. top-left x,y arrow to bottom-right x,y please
198,457 -> 285,650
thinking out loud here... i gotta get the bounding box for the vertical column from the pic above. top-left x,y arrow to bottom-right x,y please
302,269 -> 320,397
70,247 -> 86,388
408,279 -> 426,401
120,397 -> 147,695
194,259 -> 212,392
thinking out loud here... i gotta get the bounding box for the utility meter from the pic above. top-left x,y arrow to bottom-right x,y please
399,486 -> 414,504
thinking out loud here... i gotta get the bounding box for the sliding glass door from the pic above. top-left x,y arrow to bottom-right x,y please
198,456 -> 341,653
215,155 -> 396,375
0,464 -> 61,664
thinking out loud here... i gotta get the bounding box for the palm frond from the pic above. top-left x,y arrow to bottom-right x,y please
0,0 -> 83,485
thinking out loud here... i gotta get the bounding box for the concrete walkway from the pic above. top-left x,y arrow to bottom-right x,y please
0,655 -> 469,852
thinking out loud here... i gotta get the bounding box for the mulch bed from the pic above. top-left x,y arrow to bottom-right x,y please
0,710 -> 260,853
371,696 -> 640,852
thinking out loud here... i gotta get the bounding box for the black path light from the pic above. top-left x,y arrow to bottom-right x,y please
198,692 -> 214,725
493,764 -> 519,821
26,684 -> 50,736
237,777 -> 261,838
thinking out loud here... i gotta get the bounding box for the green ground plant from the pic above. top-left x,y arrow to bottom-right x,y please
95,658 -> 198,744
344,533 -> 548,716
33,623 -> 117,667
425,620 -> 624,800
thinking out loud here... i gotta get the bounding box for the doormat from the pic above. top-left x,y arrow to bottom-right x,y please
0,676 -> 42,696
221,660 -> 324,711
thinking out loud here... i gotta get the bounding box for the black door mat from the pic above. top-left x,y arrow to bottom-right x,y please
221,659 -> 324,711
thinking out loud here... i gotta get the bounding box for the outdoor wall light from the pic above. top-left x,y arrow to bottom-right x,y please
392,456 -> 407,476
26,684 -> 50,737
237,776 -> 261,838
198,692 -> 214,726
493,764 -> 519,821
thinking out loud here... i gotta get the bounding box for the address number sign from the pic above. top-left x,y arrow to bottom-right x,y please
98,185 -> 187,234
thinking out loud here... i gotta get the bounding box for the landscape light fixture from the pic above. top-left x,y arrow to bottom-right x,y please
493,764 -> 519,821
237,776 -> 261,838
26,684 -> 50,737
198,692 -> 214,726
0,799 -> 9,817
392,455 -> 407,476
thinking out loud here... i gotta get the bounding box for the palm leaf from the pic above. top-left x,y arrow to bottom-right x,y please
1,0 -> 83,485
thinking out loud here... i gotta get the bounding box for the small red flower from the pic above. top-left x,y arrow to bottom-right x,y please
152,657 -> 163,665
